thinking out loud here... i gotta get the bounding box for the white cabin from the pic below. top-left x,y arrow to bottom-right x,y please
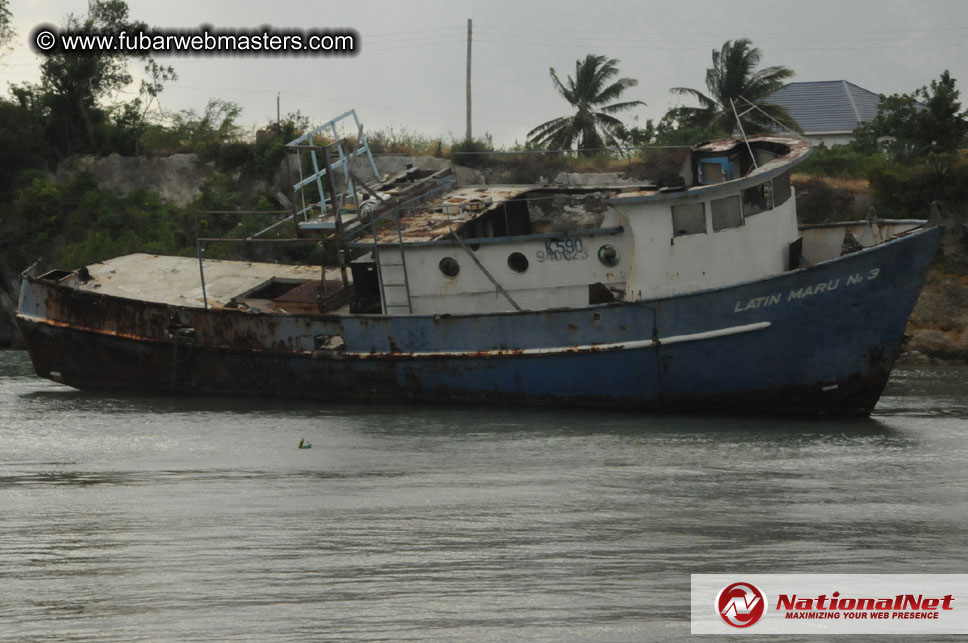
348,137 -> 811,315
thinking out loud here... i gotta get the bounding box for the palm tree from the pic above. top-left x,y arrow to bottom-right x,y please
671,39 -> 798,134
528,54 -> 644,155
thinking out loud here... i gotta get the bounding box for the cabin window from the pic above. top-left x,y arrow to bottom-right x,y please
773,171 -> 792,206
742,182 -> 773,216
462,200 -> 532,239
672,203 -> 706,236
712,195 -> 743,231
698,157 -> 732,184
504,199 -> 532,236
438,257 -> 460,278
700,162 -> 724,183
507,252 -> 529,273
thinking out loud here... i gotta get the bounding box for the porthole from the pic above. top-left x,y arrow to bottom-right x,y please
507,252 -> 529,273
438,257 -> 460,277
598,245 -> 620,266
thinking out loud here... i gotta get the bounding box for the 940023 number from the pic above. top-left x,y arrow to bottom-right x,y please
537,238 -> 588,262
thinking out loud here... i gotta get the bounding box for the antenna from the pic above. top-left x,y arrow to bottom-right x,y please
466,19 -> 472,141
730,98 -> 758,169
736,95 -> 800,135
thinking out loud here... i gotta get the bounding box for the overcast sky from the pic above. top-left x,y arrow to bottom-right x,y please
4,0 -> 968,145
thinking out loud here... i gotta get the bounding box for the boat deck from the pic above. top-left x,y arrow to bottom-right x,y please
372,184 -> 655,244
74,253 -> 338,309
372,185 -> 533,243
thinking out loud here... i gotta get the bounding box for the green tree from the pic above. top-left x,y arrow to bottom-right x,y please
851,72 -> 968,218
671,38 -> 797,134
108,60 -> 178,155
854,70 -> 968,159
0,0 -> 14,56
613,118 -> 657,148
38,1 -> 138,154
527,54 -> 644,155
650,106 -> 735,145
23,0 -> 175,157
171,99 -> 243,151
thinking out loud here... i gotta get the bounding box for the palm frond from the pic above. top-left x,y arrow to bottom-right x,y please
672,38 -> 795,135
528,54 -> 642,152
527,116 -> 572,143
549,68 -> 576,106
670,87 -> 719,111
594,77 -> 639,105
598,99 -> 646,114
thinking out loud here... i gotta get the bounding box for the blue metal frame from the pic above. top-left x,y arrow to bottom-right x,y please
286,109 -> 381,225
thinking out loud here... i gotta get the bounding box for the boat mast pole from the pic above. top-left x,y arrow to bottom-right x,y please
194,213 -> 208,309
730,98 -> 758,170
322,147 -> 349,287
466,18 -> 472,142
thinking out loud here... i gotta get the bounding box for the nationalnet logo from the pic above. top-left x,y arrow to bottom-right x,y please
717,582 -> 766,627
776,590 -> 954,620
692,574 -> 968,635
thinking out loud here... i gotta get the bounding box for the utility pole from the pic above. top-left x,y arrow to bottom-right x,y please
466,18 -> 472,142
276,93 -> 281,126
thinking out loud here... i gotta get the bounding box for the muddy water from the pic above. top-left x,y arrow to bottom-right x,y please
1,350 -> 966,641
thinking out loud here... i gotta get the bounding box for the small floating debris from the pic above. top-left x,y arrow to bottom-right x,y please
298,438 -> 312,449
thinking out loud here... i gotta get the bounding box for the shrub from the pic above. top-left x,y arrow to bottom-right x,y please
797,144 -> 887,178
366,127 -> 443,156
449,137 -> 492,169
793,177 -> 858,224
868,153 -> 968,218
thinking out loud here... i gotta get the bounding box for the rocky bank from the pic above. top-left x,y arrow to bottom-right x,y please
0,260 -> 23,348
902,270 -> 968,364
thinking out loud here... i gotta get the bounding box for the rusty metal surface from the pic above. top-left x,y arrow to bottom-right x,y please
692,134 -> 809,155
15,314 -> 893,414
691,135 -> 812,177
611,136 -> 811,203
372,185 -> 534,243
71,253 -> 335,309
14,227 -> 942,416
300,166 -> 453,230
369,137 -> 809,244
372,184 -> 656,244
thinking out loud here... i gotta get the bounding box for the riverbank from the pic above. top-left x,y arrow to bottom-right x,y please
902,269 -> 968,364
0,260 -> 22,349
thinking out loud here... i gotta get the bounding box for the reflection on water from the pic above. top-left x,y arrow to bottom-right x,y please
1,351 -> 966,641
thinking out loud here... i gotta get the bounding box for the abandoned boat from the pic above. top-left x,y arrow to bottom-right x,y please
16,113 -> 940,415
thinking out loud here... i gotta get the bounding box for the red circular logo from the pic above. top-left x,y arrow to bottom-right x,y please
717,582 -> 766,628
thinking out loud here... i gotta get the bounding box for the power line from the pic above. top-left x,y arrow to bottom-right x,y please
473,23 -> 968,38
465,33 -> 968,53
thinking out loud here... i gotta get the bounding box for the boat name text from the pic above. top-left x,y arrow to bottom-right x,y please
734,268 -> 880,313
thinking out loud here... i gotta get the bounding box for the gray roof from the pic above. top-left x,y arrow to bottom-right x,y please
765,80 -> 881,134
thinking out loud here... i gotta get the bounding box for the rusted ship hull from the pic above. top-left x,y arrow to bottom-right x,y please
17,227 -> 939,416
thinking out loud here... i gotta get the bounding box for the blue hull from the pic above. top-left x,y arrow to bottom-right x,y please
17,227 -> 941,415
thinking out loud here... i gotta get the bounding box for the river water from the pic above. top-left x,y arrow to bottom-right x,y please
0,350 -> 966,641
